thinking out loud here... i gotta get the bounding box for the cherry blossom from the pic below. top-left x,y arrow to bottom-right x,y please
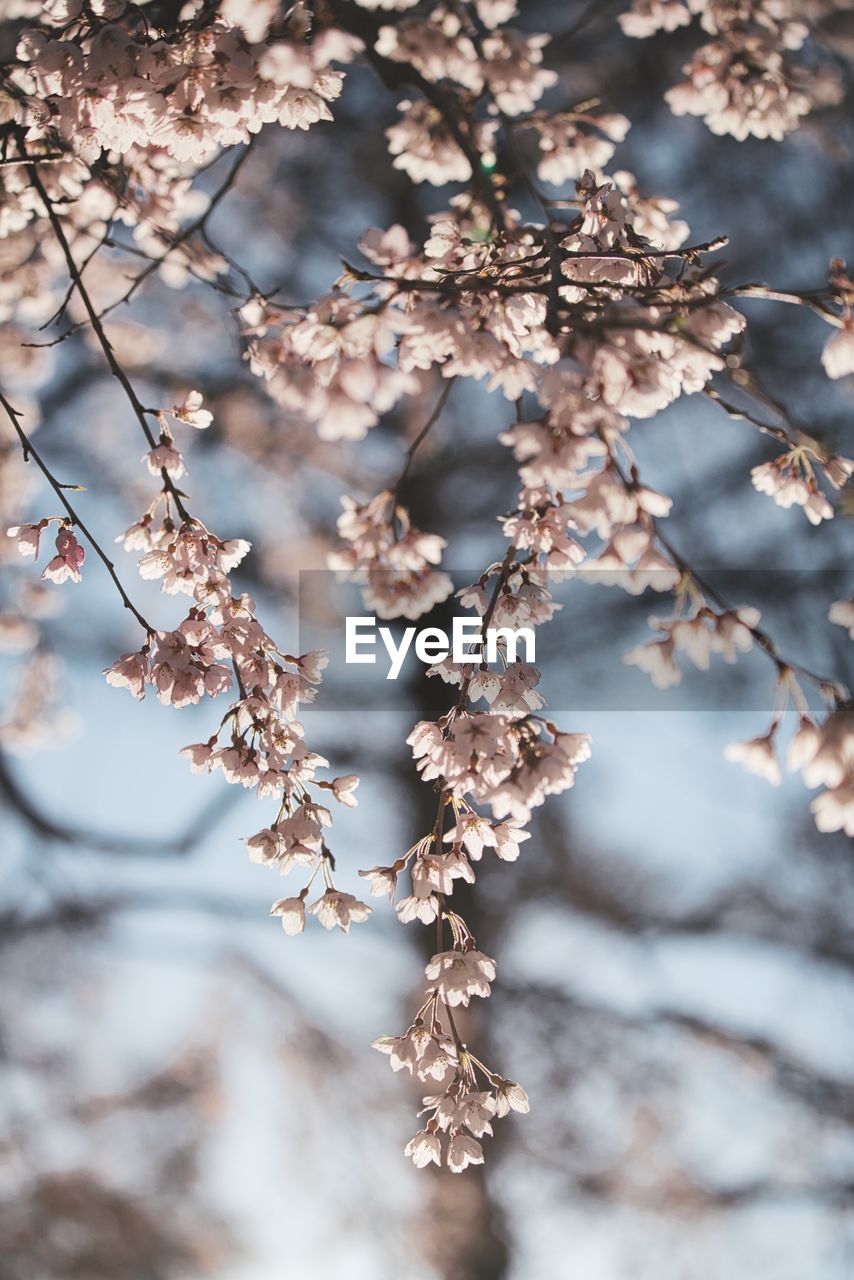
171,391 -> 213,430
387,98 -> 499,186
329,492 -> 453,621
751,447 -> 852,525
622,0 -> 821,141
527,109 -> 631,186
446,1134 -> 485,1173
424,949 -> 496,1007
103,649 -> 150,701
829,600 -> 854,640
404,1129 -> 443,1169
821,321 -> 854,380
812,782 -> 854,837
308,890 -> 372,933
626,606 -> 761,686
270,895 -> 307,937
724,731 -> 782,787
42,526 -> 84,584
7,521 -> 45,558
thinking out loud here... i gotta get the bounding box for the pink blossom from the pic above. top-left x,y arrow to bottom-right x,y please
103,649 -> 150,700
492,821 -> 531,861
179,741 -> 215,773
443,815 -> 497,860
624,637 -> 681,689
788,708 -> 854,791
244,828 -> 288,866
145,439 -> 186,479
42,528 -> 85,584
7,522 -> 45,558
374,1026 -> 457,1082
449,1091 -> 496,1138
821,323 -> 854,379
6,0 -> 849,1182
493,1079 -> 530,1117
296,650 -> 329,683
330,774 -> 359,807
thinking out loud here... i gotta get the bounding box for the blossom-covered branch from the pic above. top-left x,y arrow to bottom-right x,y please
1,0 -> 851,1176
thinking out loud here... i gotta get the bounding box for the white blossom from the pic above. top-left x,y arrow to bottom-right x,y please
308,889 -> 372,933
424,949 -> 496,1006
724,732 -> 782,787
270,895 -> 306,936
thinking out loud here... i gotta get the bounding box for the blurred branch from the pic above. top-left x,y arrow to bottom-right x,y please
577,1167 -> 854,1209
0,887 -> 267,947
506,981 -> 854,1125
0,750 -> 240,858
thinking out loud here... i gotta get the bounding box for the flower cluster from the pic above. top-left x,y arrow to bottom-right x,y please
244,168 -> 744,442
96,394 -> 363,916
524,108 -> 631,187
374,932 -> 529,1171
272,2 -> 850,1154
725,707 -> 854,837
387,97 -> 499,186
620,0 -> 834,141
751,445 -> 853,525
0,2 -> 359,368
329,491 -> 454,620
242,292 -> 416,442
625,605 -> 761,688
375,6 -> 556,115
12,12 -> 354,166
9,518 -> 86,583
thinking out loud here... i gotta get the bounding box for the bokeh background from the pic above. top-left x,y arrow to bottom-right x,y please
1,3 -> 853,1277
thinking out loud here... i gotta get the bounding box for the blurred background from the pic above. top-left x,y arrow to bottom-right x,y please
1,3 -> 853,1277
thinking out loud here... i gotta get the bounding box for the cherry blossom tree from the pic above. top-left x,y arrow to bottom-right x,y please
1,0 -> 852,1215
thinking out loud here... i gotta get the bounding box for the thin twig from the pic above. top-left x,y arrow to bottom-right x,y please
608,446 -> 849,701
89,142 -> 254,326
0,390 -> 154,635
391,379 -> 455,503
703,386 -> 793,448
25,155 -> 192,522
